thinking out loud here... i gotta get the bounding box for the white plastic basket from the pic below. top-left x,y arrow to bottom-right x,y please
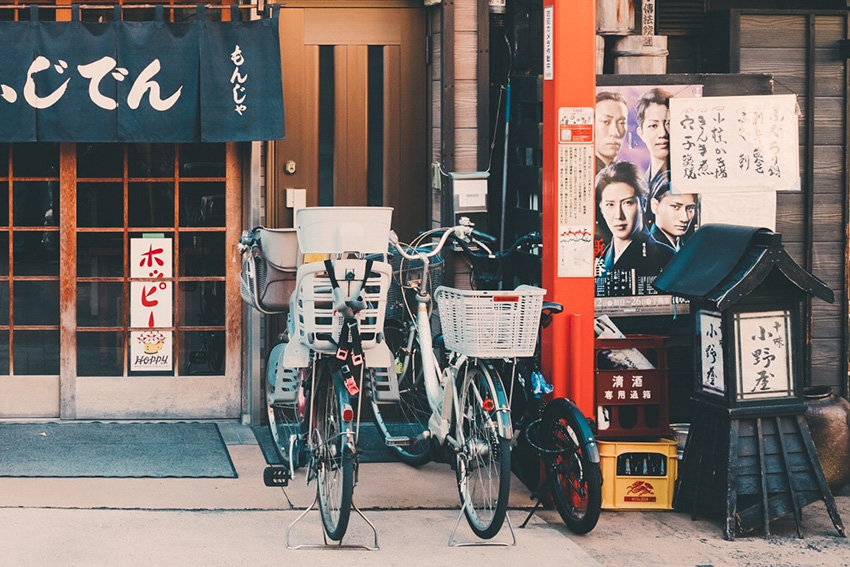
435,285 -> 546,358
293,259 -> 392,353
296,207 -> 393,255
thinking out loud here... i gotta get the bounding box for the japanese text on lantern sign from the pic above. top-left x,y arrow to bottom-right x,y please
230,45 -> 248,116
669,94 -> 799,193
698,310 -> 725,396
734,310 -> 794,400
1,56 -> 181,112
129,238 -> 173,329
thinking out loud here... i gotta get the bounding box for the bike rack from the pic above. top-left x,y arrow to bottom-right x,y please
447,497 -> 517,547
285,490 -> 380,551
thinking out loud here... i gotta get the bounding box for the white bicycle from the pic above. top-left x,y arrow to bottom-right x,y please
241,206 -> 394,548
375,221 -> 545,541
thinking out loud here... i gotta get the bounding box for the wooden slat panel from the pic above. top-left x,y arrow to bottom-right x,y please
814,14 -> 846,47
813,144 -> 845,191
455,80 -> 477,128
811,192 -> 843,241
812,303 -> 843,339
275,10 -> 319,209
811,240 -> 844,291
739,49 -> 807,91
336,45 -> 369,205
304,8 -> 403,44
811,49 -> 846,97
812,98 -> 845,145
455,31 -> 478,80
432,80 -> 442,128
432,35 -> 441,81
454,0 -> 477,32
455,127 -> 478,171
811,338 -> 842,385
775,192 -> 805,243
739,15 -> 806,48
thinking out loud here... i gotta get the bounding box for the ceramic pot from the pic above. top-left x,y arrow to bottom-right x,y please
804,386 -> 850,492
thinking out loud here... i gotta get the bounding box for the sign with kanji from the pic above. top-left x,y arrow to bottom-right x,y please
596,370 -> 661,405
669,94 -> 799,192
129,236 -> 173,372
697,309 -> 725,396
733,310 -> 794,400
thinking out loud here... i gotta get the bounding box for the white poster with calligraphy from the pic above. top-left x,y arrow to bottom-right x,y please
130,281 -> 173,328
733,310 -> 794,400
130,330 -> 173,372
130,237 -> 173,279
697,310 -> 725,396
670,94 -> 800,192
557,140 -> 594,278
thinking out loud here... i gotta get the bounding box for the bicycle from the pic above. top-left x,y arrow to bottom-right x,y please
240,206 -> 395,548
450,230 -> 603,535
372,221 -> 544,542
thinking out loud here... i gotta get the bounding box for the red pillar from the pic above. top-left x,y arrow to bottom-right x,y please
540,0 -> 596,416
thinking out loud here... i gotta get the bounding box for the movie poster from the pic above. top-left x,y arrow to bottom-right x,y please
593,84 -> 702,299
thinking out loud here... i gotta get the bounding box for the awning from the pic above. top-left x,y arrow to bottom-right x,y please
0,4 -> 284,143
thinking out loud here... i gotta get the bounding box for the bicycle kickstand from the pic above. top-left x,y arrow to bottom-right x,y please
519,497 -> 544,529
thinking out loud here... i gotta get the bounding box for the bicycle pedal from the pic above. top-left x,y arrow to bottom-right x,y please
263,465 -> 291,487
383,435 -> 412,447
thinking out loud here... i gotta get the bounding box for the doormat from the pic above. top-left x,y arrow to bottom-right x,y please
253,421 -> 397,465
0,422 -> 237,478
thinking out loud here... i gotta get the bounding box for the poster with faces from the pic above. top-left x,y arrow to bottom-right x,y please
593,84 -> 703,299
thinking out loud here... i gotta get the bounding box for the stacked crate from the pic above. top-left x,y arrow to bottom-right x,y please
595,334 -> 677,509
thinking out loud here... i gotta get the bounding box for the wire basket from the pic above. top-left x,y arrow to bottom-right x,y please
386,247 -> 443,320
293,259 -> 392,354
434,285 -> 546,358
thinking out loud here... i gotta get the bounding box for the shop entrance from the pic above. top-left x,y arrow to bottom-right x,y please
272,2 -> 426,238
0,142 -> 242,420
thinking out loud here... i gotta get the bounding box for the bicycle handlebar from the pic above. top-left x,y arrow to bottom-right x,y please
450,230 -> 541,261
388,224 -> 474,261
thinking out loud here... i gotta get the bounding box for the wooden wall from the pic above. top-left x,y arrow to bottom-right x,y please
730,11 -> 848,393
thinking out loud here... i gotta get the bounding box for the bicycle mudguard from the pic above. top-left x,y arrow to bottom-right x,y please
474,362 -> 513,441
554,399 -> 601,463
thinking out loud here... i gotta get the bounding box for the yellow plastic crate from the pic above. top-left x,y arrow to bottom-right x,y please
598,438 -> 678,510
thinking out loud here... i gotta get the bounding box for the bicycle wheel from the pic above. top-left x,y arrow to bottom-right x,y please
370,319 -> 432,466
541,398 -> 602,535
455,361 -> 511,539
312,360 -> 354,541
265,342 -> 305,466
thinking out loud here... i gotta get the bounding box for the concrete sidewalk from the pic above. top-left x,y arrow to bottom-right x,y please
1,423 -> 849,567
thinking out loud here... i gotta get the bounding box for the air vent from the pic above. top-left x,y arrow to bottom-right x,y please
657,0 -> 706,35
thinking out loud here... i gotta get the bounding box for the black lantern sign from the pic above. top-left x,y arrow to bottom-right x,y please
654,224 -> 844,540
657,225 -> 831,414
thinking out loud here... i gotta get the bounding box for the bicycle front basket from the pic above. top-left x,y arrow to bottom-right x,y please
434,285 -> 546,358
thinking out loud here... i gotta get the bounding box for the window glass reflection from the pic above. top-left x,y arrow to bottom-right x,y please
180,330 -> 225,375
179,144 -> 225,178
77,233 -> 124,278
77,332 -> 123,376
178,281 -> 224,327
180,182 -> 225,227
13,232 -> 59,276
77,283 -> 123,327
128,144 -> 175,178
128,183 -> 175,228
78,182 -> 123,228
179,232 -> 225,277
13,281 -> 59,325
77,144 -> 123,178
12,144 -> 58,177
13,181 -> 58,228
14,330 -> 59,375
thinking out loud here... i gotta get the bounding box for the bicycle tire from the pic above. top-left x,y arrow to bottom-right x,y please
455,361 -> 511,539
370,319 -> 432,466
313,359 -> 354,541
541,398 -> 602,535
265,342 -> 306,466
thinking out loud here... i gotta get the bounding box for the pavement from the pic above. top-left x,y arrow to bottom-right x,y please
2,422 -> 850,566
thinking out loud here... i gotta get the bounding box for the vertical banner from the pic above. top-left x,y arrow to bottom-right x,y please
37,17 -> 118,141
200,6 -> 285,142
0,8 -> 284,143
118,15 -> 199,142
129,237 -> 174,372
0,21 -> 37,141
